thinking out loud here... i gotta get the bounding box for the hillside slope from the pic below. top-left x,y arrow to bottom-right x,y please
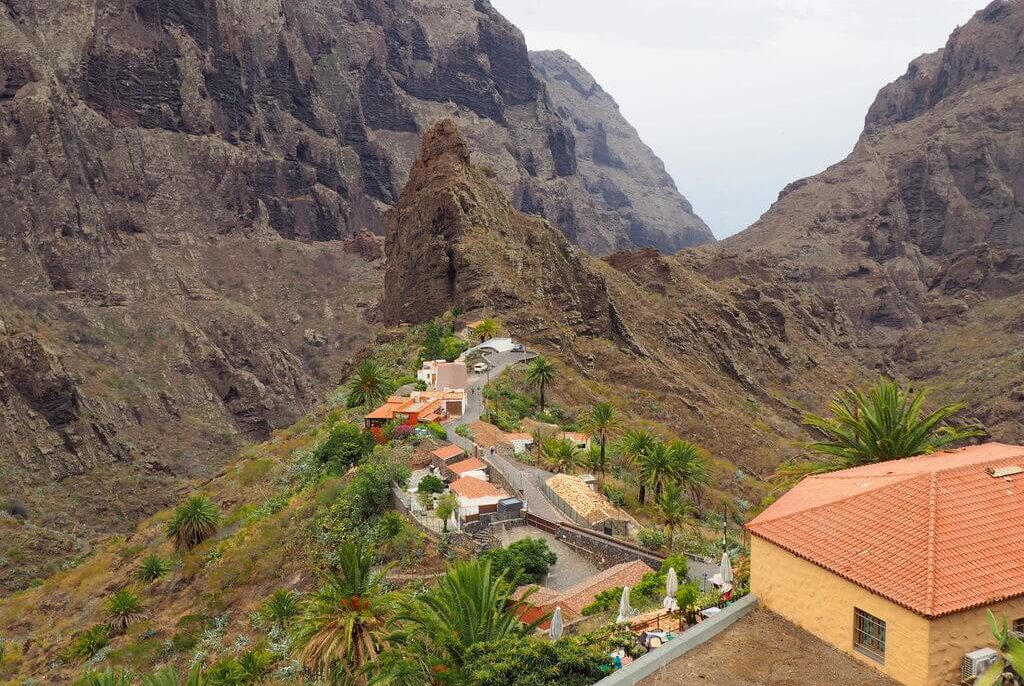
0,0 -> 709,591
702,0 -> 1024,439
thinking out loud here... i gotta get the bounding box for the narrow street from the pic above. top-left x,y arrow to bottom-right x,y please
446,348 -> 567,522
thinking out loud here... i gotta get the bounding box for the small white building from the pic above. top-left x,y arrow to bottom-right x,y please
417,360 -> 468,392
446,457 -> 489,482
503,432 -> 534,455
449,476 -> 507,520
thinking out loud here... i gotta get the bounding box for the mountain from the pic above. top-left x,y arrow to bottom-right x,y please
704,0 -> 1024,440
0,0 -> 709,592
530,50 -> 713,252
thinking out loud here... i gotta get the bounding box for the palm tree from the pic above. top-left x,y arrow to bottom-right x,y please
540,438 -> 580,474
525,356 -> 557,412
106,588 -> 144,634
655,484 -> 694,554
637,442 -> 675,503
166,495 -> 220,550
347,360 -> 394,408
139,665 -> 204,686
977,611 -> 1024,686
617,429 -> 658,503
388,560 -> 541,682
435,492 -> 458,533
473,318 -> 499,342
291,543 -> 396,685
780,377 -> 985,480
260,588 -> 301,629
666,440 -> 710,504
581,402 -> 620,483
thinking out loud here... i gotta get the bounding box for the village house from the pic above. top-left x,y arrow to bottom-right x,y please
747,443 -> 1024,686
449,475 -> 508,522
557,431 -> 591,450
514,560 -> 652,628
468,420 -> 534,455
416,359 -> 469,391
430,443 -> 466,468
443,457 -> 488,481
363,390 -> 466,438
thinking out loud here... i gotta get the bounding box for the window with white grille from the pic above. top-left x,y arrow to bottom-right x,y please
853,608 -> 886,663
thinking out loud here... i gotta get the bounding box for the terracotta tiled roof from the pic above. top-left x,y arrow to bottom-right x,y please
554,560 -> 652,615
747,443 -> 1024,617
504,432 -> 533,442
432,444 -> 465,461
449,476 -> 506,500
449,457 -> 486,474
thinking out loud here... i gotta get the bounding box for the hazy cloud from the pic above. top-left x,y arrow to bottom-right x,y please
492,0 -> 984,237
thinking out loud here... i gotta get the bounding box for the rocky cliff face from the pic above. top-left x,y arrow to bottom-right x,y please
531,50 -> 713,252
703,0 -> 1024,439
0,0 -> 708,590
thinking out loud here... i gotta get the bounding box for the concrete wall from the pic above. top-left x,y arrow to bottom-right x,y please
751,536 -> 931,685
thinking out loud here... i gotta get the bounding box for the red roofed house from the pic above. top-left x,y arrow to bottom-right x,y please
431,443 -> 466,466
514,559 -> 652,628
449,476 -> 507,522
363,390 -> 466,439
445,457 -> 488,481
747,443 -> 1024,686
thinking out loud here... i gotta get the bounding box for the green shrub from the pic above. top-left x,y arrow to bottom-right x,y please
68,625 -> 111,661
259,589 -> 301,628
137,554 -> 171,582
311,421 -> 374,472
166,495 -> 220,550
480,538 -> 558,586
415,380 -> 428,391
455,425 -> 472,439
637,527 -> 666,551
462,636 -> 607,686
581,587 -> 621,616
425,423 -> 448,440
417,474 -> 445,495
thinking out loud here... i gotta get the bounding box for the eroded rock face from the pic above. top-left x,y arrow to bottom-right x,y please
383,120 -> 635,350
531,50 -> 714,253
702,0 -> 1024,440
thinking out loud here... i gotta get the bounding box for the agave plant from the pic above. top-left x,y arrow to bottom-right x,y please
68,624 -> 111,661
139,664 -> 204,686
259,588 -> 301,628
977,612 -> 1024,686
166,495 -> 220,550
137,554 -> 172,582
80,669 -> 135,686
107,587 -> 145,633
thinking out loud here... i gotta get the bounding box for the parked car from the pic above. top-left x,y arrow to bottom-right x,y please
512,343 -> 525,352
473,362 -> 488,373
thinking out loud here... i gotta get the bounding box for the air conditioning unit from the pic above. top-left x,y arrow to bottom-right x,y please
962,648 -> 998,682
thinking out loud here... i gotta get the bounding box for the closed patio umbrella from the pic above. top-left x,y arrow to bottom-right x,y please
718,552 -> 733,594
663,567 -> 679,612
616,586 -> 634,624
549,606 -> 564,640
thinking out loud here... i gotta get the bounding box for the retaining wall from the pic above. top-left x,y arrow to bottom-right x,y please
591,594 -> 758,685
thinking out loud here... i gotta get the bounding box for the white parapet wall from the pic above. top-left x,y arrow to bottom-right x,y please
591,594 -> 758,686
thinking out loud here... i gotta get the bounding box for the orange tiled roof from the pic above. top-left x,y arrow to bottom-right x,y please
364,396 -> 410,420
432,444 -> 465,461
554,560 -> 652,615
449,457 -> 486,474
747,443 -> 1024,617
449,476 -> 506,500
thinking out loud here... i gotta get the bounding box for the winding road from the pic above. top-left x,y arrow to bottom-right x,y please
446,347 -> 567,522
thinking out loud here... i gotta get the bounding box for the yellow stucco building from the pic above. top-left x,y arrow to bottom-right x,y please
748,444 -> 1024,686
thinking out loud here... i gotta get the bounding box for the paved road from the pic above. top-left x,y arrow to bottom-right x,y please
446,348 -> 567,522
495,525 -> 598,591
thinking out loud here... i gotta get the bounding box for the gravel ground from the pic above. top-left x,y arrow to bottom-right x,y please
637,609 -> 899,686
495,525 -> 598,592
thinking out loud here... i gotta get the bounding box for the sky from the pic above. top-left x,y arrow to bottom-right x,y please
491,0 -> 985,238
